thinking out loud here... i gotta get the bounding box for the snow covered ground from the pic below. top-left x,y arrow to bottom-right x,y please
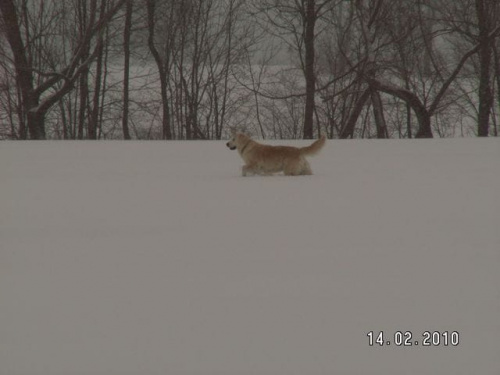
1,138 -> 499,375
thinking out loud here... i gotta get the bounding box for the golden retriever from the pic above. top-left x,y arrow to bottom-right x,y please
226,132 -> 326,176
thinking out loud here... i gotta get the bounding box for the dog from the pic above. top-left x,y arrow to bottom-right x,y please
226,132 -> 326,176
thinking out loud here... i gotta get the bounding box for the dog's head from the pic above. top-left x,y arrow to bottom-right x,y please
226,136 -> 237,150
226,132 -> 250,151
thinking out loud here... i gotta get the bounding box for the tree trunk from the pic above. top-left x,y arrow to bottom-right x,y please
122,0 -> 132,140
146,0 -> 172,140
493,44 -> 500,136
0,0 -> 44,139
27,110 -> 46,140
77,0 -> 89,139
414,111 -> 432,138
78,66 -> 89,139
370,89 -> 388,138
303,0 -> 316,139
476,0 -> 494,137
90,39 -> 104,139
89,0 -> 107,139
340,88 -> 371,139
159,72 -> 172,140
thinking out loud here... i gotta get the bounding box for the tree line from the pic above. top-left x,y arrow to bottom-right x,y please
1,0 -> 499,140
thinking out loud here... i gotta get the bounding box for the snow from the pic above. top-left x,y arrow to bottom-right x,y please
1,139 -> 499,375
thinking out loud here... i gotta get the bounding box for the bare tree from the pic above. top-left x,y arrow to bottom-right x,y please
331,0 -> 500,138
0,0 -> 126,139
144,0 -> 254,140
254,0 -> 336,139
436,0 -> 500,136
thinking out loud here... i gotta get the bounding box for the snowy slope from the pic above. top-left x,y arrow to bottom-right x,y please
1,139 -> 499,375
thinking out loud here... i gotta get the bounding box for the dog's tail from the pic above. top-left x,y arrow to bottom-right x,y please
300,134 -> 326,156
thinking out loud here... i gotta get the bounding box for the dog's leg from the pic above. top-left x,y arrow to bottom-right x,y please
302,160 -> 313,175
242,164 -> 256,176
284,159 -> 312,176
283,166 -> 298,176
283,160 -> 300,176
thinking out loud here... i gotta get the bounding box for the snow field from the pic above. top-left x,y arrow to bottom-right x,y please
1,139 -> 499,375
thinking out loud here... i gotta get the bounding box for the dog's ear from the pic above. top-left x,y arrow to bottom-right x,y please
228,125 -> 252,139
237,132 -> 250,142
238,126 -> 252,138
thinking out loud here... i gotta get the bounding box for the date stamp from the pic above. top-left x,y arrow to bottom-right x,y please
367,331 -> 459,347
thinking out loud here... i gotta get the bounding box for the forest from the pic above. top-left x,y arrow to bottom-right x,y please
1,0 -> 499,140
